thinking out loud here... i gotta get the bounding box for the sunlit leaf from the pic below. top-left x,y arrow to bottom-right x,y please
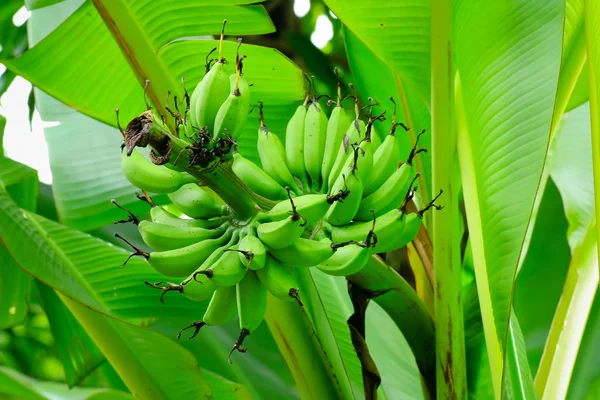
455,0 -> 564,395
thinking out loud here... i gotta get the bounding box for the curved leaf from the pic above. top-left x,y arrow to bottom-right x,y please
5,0 -> 302,230
455,0 -> 564,395
0,366 -> 134,400
324,0 -> 430,107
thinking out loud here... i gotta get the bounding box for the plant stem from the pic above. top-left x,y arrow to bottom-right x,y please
534,228 -> 598,399
431,0 -> 467,397
145,121 -> 276,219
264,294 -> 343,399
349,255 -> 435,396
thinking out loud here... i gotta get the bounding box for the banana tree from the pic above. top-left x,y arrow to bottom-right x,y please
1,0 -> 599,399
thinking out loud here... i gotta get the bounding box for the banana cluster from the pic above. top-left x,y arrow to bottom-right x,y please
115,22 -> 442,361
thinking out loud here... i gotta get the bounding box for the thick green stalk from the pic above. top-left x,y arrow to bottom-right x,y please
431,0 -> 467,398
144,119 -> 275,219
534,228 -> 598,399
264,295 -> 343,399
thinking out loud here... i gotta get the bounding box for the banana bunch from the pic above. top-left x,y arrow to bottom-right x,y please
116,21 -> 442,361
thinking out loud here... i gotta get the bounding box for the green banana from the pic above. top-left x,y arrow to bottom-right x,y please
256,254 -> 301,302
329,190 -> 442,253
236,235 -> 267,270
168,183 -> 227,219
327,119 -> 365,191
231,151 -> 288,201
285,95 -> 310,191
122,149 -> 196,193
321,68 -> 352,192
316,240 -> 372,276
257,189 -> 306,249
303,99 -> 329,191
268,237 -> 334,267
138,220 -> 229,251
117,227 -> 234,278
370,124 -> 382,152
177,286 -> 238,339
267,193 -> 342,226
326,146 -> 364,226
354,168 -> 417,222
195,244 -> 247,287
230,270 -> 267,363
255,102 -> 302,194
213,39 -> 250,141
363,97 -> 408,196
149,205 -> 226,229
190,21 -> 231,132
257,216 -> 304,250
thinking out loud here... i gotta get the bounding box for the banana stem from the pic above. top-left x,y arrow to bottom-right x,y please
145,120 -> 275,219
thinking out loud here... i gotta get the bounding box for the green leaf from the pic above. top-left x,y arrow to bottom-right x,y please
343,27 -> 432,203
514,179 -> 571,373
455,1 -> 564,395
0,190 -> 201,320
151,319 -> 299,400
0,366 -> 134,400
0,157 -> 38,330
60,295 -> 224,400
323,0 -> 430,107
5,0 -> 302,230
567,291 -> 600,400
37,282 -> 106,388
503,313 -> 537,399
25,0 -> 68,11
534,103 -> 599,398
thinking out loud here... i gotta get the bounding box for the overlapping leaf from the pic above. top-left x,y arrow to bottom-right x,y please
455,0 -> 564,395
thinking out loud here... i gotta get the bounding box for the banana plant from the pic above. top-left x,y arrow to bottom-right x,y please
0,0 -> 599,399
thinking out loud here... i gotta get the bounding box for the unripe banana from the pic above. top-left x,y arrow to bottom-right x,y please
267,193 -> 341,226
316,239 -> 372,276
195,245 -> 247,287
257,216 -> 304,250
327,119 -> 365,190
177,286 -> 238,339
303,101 -> 329,191
168,183 -> 227,219
118,227 -> 234,278
329,190 -> 442,253
321,106 -> 352,192
285,99 -> 310,190
149,205 -> 226,229
190,21 -> 231,132
213,40 -> 250,141
255,254 -> 300,302
354,167 -> 416,222
230,270 -> 267,362
325,171 -> 362,226
231,151 -> 288,201
255,103 -> 302,194
138,220 -> 229,251
237,235 -> 267,270
122,149 -> 196,193
363,98 -> 409,196
370,124 -> 382,152
268,238 -> 334,267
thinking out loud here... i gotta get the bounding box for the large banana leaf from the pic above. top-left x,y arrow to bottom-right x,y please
343,27 -> 432,206
455,1 -> 564,395
2,0 -> 302,231
534,103 -> 599,399
323,0 -> 430,108
0,157 -> 37,330
37,282 -> 106,387
0,366 -> 134,400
